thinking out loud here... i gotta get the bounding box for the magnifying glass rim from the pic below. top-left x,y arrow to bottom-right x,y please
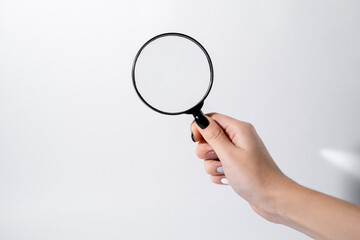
132,32 -> 214,115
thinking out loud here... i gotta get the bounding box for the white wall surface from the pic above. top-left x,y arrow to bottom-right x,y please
0,1 -> 359,239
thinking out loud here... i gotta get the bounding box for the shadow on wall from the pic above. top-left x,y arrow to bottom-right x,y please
343,174 -> 360,206
320,149 -> 360,206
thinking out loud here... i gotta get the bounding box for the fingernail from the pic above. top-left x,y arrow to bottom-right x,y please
191,132 -> 195,142
195,114 -> 209,129
221,178 -> 229,185
216,166 -> 224,174
205,151 -> 217,159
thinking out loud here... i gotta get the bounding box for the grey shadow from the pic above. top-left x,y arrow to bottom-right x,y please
343,173 -> 360,206
321,148 -> 360,206
342,148 -> 360,206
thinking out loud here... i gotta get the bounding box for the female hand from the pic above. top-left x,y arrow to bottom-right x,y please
191,113 -> 292,222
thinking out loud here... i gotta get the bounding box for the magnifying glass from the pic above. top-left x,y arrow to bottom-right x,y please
132,32 -> 213,129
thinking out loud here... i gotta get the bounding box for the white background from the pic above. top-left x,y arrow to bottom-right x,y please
1,1 -> 359,239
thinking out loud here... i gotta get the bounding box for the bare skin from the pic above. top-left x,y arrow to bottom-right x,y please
191,113 -> 360,240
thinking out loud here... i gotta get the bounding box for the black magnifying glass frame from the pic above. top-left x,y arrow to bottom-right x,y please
132,32 -> 213,128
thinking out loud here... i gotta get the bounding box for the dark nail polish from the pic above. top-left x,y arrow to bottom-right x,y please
191,132 -> 195,142
194,114 -> 209,129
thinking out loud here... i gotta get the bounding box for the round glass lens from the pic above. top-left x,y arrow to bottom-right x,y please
133,34 -> 212,114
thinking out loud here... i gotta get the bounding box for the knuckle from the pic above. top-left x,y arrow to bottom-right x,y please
196,144 -> 208,159
243,121 -> 254,130
210,176 -> 221,184
204,162 -> 212,174
237,122 -> 255,135
247,122 -> 255,131
207,128 -> 224,145
196,145 -> 203,159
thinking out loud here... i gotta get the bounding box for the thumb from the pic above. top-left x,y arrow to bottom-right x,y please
195,116 -> 237,160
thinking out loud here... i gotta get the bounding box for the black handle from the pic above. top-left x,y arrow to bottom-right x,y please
192,109 -> 209,129
185,101 -> 209,129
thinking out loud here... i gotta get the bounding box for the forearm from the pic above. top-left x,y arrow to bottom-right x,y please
271,179 -> 360,240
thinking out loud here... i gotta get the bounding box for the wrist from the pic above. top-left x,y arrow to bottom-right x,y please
259,175 -> 301,224
263,175 -> 318,227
